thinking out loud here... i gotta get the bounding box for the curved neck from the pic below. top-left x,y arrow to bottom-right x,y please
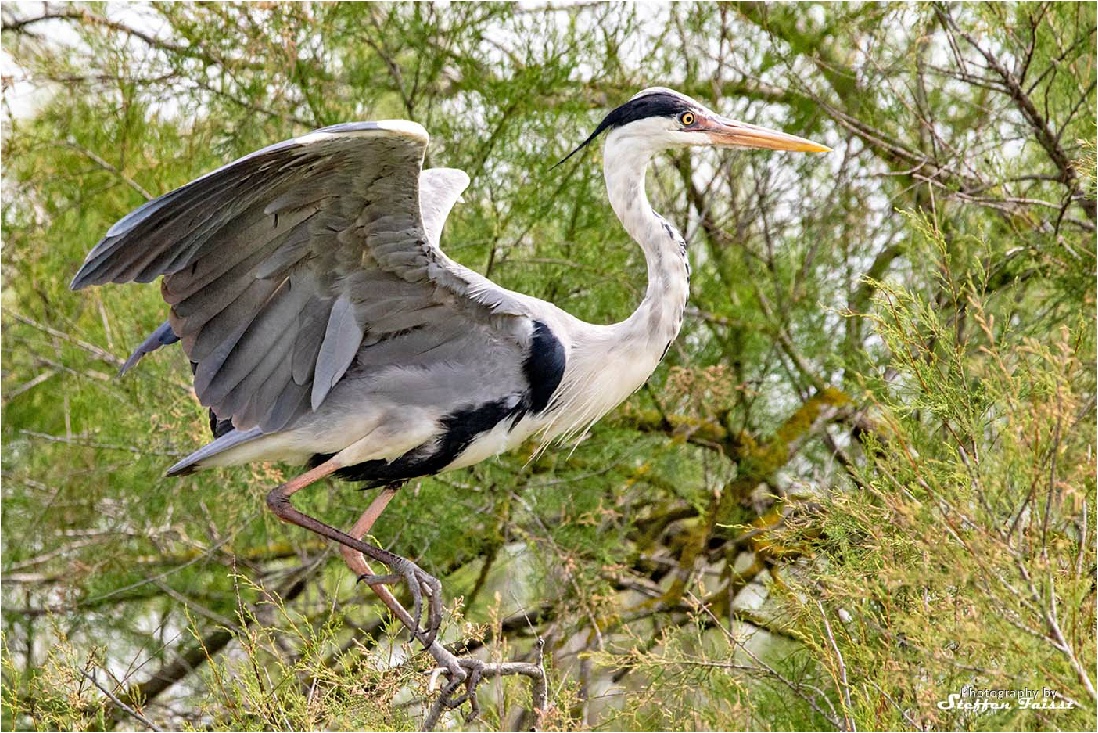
535,135 -> 691,443
602,134 -> 690,352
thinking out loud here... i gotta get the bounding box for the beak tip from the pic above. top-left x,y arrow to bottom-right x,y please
706,121 -> 832,155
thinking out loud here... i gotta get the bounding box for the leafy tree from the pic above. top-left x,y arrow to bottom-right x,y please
3,2 -> 1093,730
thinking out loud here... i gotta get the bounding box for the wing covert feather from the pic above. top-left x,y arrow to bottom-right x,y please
311,294 -> 365,410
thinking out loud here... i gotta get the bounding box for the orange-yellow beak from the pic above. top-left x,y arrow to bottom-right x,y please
697,113 -> 830,153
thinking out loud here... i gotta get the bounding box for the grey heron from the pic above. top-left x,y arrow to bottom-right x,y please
71,87 -> 827,654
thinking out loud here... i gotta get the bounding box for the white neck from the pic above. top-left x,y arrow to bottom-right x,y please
539,128 -> 690,442
602,131 -> 691,355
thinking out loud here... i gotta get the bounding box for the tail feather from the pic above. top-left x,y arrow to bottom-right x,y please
167,425 -> 265,476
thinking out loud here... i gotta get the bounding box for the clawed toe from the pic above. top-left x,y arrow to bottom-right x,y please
358,555 -> 443,647
416,567 -> 444,646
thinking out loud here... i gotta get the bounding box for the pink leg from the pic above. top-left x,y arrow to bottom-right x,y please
265,463 -> 441,646
340,486 -> 398,576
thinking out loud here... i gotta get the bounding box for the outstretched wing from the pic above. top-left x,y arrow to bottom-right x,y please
72,121 -> 539,434
115,165 -> 474,378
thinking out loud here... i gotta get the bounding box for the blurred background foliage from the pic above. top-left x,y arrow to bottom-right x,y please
1,2 -> 1094,730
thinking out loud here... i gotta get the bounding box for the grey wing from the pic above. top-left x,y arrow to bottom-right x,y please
115,165 -> 471,377
72,120 -> 540,434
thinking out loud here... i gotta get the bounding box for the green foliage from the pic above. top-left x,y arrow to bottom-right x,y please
774,213 -> 1095,730
3,2 -> 1094,730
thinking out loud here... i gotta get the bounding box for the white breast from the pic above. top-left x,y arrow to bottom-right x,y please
537,323 -> 668,444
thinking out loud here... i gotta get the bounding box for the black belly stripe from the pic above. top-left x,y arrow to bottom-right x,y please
317,397 -> 526,485
309,319 -> 568,486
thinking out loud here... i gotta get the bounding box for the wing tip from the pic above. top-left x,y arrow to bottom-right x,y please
166,425 -> 266,476
70,267 -> 111,291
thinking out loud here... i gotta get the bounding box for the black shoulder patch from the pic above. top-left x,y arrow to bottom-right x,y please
525,321 -> 566,413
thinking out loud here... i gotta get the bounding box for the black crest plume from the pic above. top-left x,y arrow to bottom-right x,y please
553,89 -> 692,169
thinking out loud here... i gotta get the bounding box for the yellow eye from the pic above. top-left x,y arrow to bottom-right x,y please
680,111 -> 695,126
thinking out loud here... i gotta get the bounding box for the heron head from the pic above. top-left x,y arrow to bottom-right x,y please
557,87 -> 829,167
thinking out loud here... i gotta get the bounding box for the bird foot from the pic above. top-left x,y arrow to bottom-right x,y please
358,553 -> 444,648
351,561 -> 547,731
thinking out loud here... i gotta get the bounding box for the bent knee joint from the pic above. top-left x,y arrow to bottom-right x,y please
266,487 -> 292,517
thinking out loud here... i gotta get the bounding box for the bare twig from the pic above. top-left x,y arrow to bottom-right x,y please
1038,565 -> 1097,701
817,599 -> 856,731
511,491 -> 606,651
688,592 -> 845,730
79,669 -> 163,732
63,140 -> 154,200
6,311 -> 124,368
3,369 -> 58,402
18,429 -> 184,457
2,4 -> 265,72
105,567 -> 314,725
421,651 -> 547,731
933,2 -> 1097,222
